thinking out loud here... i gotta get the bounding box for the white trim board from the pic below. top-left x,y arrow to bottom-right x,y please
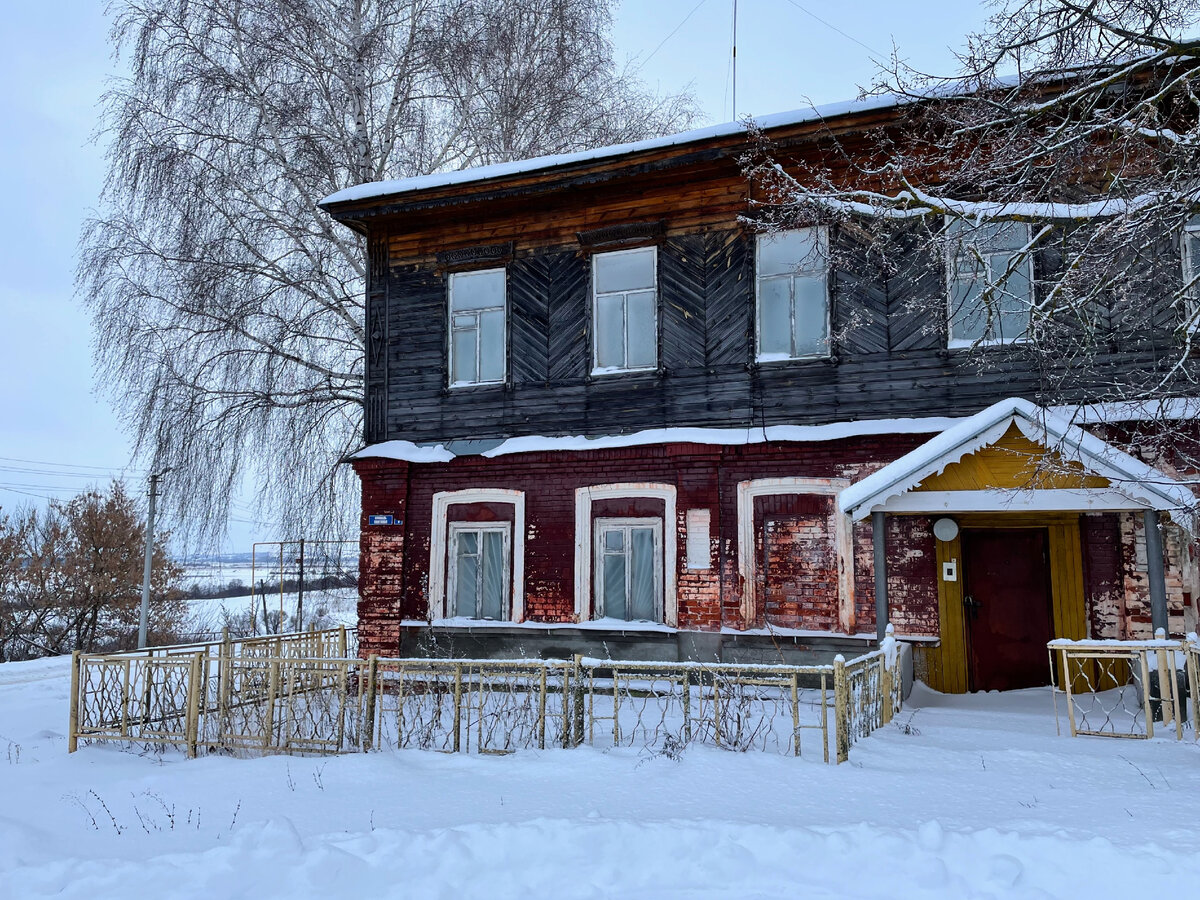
428,488 -> 526,622
574,483 -> 677,626
735,477 -> 854,632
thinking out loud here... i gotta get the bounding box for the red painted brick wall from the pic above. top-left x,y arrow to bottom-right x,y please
352,436 -> 937,649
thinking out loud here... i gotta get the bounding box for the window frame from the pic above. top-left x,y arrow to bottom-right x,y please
1181,216 -> 1200,331
754,226 -> 832,362
446,520 -> 512,620
593,516 -> 664,622
447,266 -> 508,388
945,219 -> 1035,349
590,245 -> 659,375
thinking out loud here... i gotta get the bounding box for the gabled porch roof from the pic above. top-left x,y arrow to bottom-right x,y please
838,397 -> 1196,525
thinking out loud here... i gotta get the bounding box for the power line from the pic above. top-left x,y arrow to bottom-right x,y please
0,486 -> 61,502
0,454 -> 145,474
779,0 -> 887,59
0,464 -> 127,480
643,0 -> 711,67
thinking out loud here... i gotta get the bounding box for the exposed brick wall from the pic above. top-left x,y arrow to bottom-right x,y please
753,494 -> 839,631
353,436 -> 932,637
352,431 -> 1189,649
1117,512 -> 1191,638
851,515 -> 939,638
1081,513 -> 1123,639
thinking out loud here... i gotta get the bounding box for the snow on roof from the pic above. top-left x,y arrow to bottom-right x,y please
837,397 -> 1197,523
319,93 -> 908,208
349,400 -> 1199,467
349,416 -> 966,464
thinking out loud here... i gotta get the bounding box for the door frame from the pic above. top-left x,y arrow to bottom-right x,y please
928,513 -> 1088,693
961,526 -> 1054,692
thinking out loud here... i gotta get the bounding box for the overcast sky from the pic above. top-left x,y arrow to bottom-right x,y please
0,0 -> 989,552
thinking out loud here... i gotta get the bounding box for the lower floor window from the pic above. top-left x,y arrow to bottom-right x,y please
595,518 -> 662,621
449,523 -> 510,619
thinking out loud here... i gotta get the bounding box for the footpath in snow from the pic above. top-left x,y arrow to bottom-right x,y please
1,656 -> 1198,898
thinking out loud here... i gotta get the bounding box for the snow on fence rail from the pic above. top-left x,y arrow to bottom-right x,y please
68,627 -> 903,764
1048,634 -> 1198,741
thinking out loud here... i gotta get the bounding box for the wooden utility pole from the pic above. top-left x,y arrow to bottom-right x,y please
137,470 -> 168,649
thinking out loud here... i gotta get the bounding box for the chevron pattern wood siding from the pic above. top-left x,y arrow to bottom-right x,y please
508,255 -> 550,384
547,252 -> 589,382
660,235 -> 707,371
375,227 -> 1183,444
831,225 -> 888,356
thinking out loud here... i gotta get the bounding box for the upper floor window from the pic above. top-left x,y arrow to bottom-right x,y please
592,246 -> 657,373
1181,215 -> 1200,327
946,220 -> 1033,347
755,228 -> 830,361
448,268 -> 506,386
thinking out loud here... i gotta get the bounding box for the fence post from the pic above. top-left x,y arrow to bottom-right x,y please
218,628 -> 232,737
571,655 -> 585,748
337,625 -> 347,659
263,658 -> 280,751
834,654 -> 849,764
537,666 -> 547,750
363,654 -> 379,752
682,669 -> 692,744
185,652 -> 203,759
68,651 -> 81,753
452,664 -> 463,753
881,663 -> 894,726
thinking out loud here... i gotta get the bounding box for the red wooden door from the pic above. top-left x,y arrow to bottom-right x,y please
962,529 -> 1054,692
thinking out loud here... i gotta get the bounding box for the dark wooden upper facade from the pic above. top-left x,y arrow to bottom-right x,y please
324,104 -> 1190,447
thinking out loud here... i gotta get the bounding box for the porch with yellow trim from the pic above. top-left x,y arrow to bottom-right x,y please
839,398 -> 1191,694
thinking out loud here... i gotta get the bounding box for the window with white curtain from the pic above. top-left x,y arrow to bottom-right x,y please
448,268 -> 506,386
448,522 -> 510,620
592,246 -> 658,373
755,227 -> 830,361
946,219 -> 1034,347
594,518 -> 662,622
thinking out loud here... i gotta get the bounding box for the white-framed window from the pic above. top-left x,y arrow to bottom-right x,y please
591,246 -> 658,373
1181,215 -> 1200,329
448,267 -> 506,386
594,517 -> 663,622
755,227 -> 830,361
946,219 -> 1034,347
447,522 -> 511,620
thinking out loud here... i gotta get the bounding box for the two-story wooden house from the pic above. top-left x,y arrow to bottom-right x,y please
321,94 -> 1199,693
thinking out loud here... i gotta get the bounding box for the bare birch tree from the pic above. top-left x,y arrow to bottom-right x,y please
80,0 -> 697,547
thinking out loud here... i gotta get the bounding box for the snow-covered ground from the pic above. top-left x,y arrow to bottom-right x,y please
1,656 -> 1197,898
186,588 -> 358,637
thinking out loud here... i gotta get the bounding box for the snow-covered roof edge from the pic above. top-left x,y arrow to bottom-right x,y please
837,397 -> 1197,523
348,400 -> 1200,466
319,93 -> 908,207
349,416 -> 967,464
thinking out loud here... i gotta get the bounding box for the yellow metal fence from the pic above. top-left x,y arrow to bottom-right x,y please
1049,636 -> 1198,741
68,627 -> 904,764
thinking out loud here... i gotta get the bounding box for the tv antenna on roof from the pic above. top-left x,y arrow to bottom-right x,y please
732,0 -> 738,118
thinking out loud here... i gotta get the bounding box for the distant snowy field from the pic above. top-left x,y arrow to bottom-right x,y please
186,588 -> 358,636
1,657 -> 1198,898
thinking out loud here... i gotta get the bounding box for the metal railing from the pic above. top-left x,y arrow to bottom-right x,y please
68,626 -> 903,764
1049,635 -> 1196,741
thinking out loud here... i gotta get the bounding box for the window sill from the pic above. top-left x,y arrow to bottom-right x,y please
447,379 -> 506,390
946,337 -> 1028,351
590,365 -> 658,377
754,352 -> 832,364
